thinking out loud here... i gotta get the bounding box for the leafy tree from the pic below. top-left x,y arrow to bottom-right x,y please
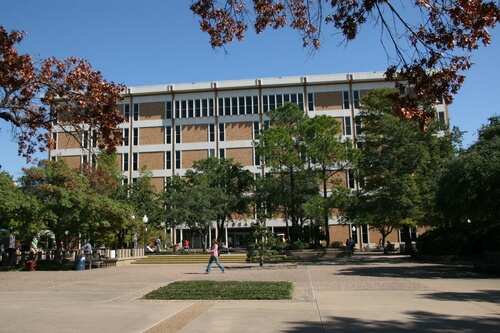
0,26 -> 126,162
246,221 -> 280,266
18,160 -> 92,246
255,103 -> 309,241
17,160 -> 130,248
123,169 -> 165,248
0,171 -> 40,241
435,116 -> 500,251
191,0 -> 499,123
81,152 -> 133,248
303,115 -> 359,245
353,88 -> 455,253
161,175 -> 227,251
185,157 -> 254,242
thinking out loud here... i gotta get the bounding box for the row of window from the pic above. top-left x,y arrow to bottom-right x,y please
122,116 -> 361,147
122,149 -> 260,172
121,91 -> 361,120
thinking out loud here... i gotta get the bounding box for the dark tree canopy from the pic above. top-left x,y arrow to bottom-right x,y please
191,0 -> 499,124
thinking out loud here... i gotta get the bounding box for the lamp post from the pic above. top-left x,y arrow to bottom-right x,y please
143,215 -> 148,250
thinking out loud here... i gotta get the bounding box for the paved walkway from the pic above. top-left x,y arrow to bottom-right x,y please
0,254 -> 499,333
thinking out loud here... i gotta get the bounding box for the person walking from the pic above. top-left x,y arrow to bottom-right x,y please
205,239 -> 225,274
155,237 -> 162,254
348,237 -> 355,255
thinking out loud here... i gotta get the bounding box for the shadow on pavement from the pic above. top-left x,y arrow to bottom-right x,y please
283,311 -> 500,333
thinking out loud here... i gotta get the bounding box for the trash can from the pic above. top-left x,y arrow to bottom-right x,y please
75,254 -> 85,270
173,244 -> 180,252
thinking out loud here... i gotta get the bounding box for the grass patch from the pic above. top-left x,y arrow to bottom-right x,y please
143,280 -> 293,300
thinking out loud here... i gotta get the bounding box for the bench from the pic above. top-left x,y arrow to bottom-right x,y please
85,254 -> 105,269
474,251 -> 500,274
384,243 -> 395,254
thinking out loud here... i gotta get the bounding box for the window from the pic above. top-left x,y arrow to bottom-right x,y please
253,121 -> 260,139
252,96 -> 258,114
343,91 -> 350,109
92,130 -> 98,148
123,129 -> 129,146
175,151 -> 181,169
175,125 -> 181,144
209,98 -> 214,117
353,90 -> 360,108
276,95 -> 283,108
437,111 -> 446,130
166,126 -> 171,144
123,104 -> 130,121
355,118 -> 362,135
166,101 -> 172,119
232,97 -> 238,115
297,93 -> 304,110
195,99 -> 201,117
239,96 -> 245,115
218,97 -> 224,116
132,152 -> 138,171
344,116 -> 352,136
219,123 -> 225,141
202,99 -> 208,117
209,149 -> 215,157
175,100 -> 180,118
166,151 -> 171,170
124,104 -> 130,119
181,100 -> 187,118
263,95 -> 269,113
133,128 -> 138,146
361,224 -> 368,243
123,153 -> 129,171
188,100 -> 194,118
83,131 -> 88,149
82,155 -> 88,164
308,93 -> 314,111
52,132 -> 57,149
269,95 -> 276,111
254,149 -> 260,166
209,124 -> 215,142
438,111 -> 445,123
133,103 -> 139,121
219,148 -> 225,159
225,97 -> 231,116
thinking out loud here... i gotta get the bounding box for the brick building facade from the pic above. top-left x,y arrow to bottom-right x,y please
49,72 -> 448,249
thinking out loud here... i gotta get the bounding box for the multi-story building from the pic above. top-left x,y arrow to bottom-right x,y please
49,72 -> 449,249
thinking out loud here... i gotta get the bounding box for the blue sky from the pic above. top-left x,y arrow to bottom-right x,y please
1,1 -> 499,177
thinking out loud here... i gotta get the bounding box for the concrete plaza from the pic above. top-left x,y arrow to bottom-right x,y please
0,254 -> 498,333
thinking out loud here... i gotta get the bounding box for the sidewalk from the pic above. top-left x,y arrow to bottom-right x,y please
0,254 -> 498,333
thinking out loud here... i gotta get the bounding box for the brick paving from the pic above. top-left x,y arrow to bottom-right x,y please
0,254 -> 499,332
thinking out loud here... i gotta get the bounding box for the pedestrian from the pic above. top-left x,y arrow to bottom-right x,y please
181,239 -> 190,254
348,237 -> 355,255
81,241 -> 93,253
155,237 -> 162,254
205,239 -> 225,274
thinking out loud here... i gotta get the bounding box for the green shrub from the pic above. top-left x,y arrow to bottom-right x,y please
331,241 -> 344,248
144,281 -> 293,300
